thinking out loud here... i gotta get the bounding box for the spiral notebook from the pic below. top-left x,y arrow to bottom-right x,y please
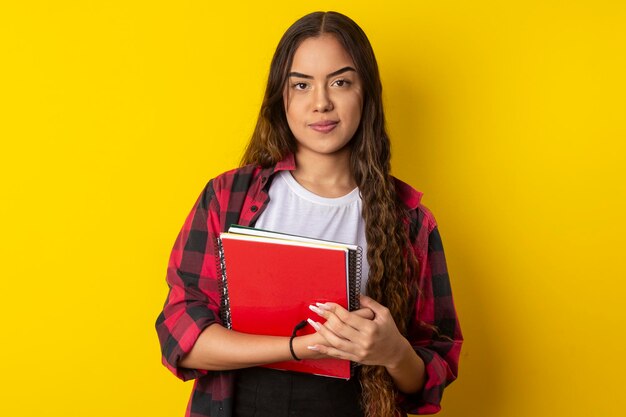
216,225 -> 362,379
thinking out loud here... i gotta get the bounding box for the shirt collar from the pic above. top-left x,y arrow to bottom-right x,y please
393,177 -> 423,210
273,152 -> 297,173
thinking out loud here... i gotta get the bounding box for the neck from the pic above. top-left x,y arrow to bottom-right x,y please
292,147 -> 356,198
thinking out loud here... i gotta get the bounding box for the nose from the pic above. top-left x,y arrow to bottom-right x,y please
314,86 -> 333,112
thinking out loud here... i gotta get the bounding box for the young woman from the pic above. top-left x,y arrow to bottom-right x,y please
156,11 -> 462,417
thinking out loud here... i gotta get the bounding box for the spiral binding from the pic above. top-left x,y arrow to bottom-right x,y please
348,245 -> 363,376
348,246 -> 363,312
215,237 -> 232,329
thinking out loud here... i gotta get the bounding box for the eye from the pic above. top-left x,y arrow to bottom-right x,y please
332,79 -> 351,87
292,82 -> 308,90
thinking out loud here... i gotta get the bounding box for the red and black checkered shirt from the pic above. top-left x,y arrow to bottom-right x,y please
156,153 -> 463,416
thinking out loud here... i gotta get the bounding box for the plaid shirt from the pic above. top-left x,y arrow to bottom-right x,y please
155,153 -> 463,416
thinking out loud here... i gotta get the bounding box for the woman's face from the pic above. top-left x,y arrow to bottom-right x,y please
284,34 -> 364,158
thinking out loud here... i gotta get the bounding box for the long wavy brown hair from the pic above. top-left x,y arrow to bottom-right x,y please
241,11 -> 419,417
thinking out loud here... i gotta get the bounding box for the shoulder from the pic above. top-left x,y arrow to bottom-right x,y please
210,164 -> 263,194
190,164 -> 263,214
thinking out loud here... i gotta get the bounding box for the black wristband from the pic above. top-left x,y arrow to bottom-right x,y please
290,320 -> 308,361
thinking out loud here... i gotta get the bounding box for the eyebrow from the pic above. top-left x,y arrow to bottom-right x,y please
288,66 -> 356,79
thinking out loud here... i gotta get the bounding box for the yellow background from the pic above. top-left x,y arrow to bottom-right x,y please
1,1 -> 625,416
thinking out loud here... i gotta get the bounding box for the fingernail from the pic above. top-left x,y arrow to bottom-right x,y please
315,302 -> 331,310
307,345 -> 319,351
307,318 -> 321,331
309,304 -> 323,315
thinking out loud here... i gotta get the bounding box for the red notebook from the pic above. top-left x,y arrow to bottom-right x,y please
217,226 -> 362,379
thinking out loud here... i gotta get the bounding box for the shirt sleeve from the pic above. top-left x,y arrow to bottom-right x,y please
398,211 -> 463,414
155,180 -> 223,381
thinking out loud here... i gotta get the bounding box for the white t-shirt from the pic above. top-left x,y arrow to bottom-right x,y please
254,170 -> 370,293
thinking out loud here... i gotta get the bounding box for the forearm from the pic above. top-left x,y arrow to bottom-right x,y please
179,323 -> 322,371
385,337 -> 426,395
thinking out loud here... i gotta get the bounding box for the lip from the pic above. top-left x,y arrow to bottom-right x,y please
308,120 -> 339,133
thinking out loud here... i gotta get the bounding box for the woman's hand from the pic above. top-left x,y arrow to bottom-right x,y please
293,306 -> 376,361
306,295 -> 410,368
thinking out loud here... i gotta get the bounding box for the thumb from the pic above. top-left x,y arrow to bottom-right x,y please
359,294 -> 388,316
352,307 -> 375,320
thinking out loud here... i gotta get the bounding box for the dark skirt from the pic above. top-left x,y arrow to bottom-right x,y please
234,367 -> 364,417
